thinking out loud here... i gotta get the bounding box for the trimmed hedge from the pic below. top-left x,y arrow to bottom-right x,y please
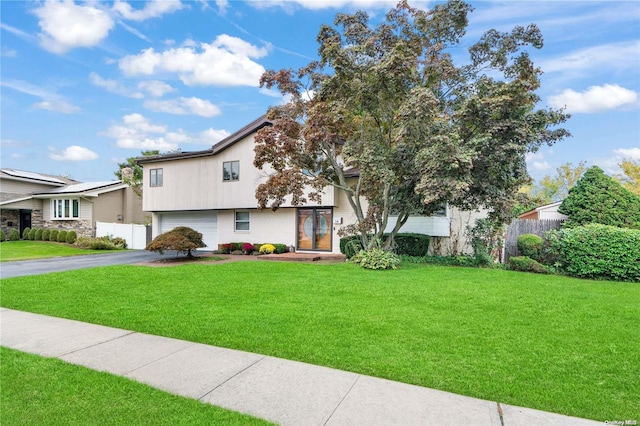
49,229 -> 59,242
0,230 -> 5,242
340,233 -> 430,259
9,229 -> 20,241
560,224 -> 640,282
57,230 -> 68,243
508,256 -> 548,274
22,227 -> 31,240
66,230 -> 78,244
34,229 -> 44,241
517,234 -> 543,260
42,229 -> 50,241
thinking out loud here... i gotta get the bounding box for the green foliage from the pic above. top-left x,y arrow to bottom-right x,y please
340,236 -> 363,259
351,249 -> 401,270
539,229 -> 563,267
560,224 -> 640,282
42,229 -> 50,241
517,234 -> 543,260
146,226 -> 206,258
259,244 -> 276,254
75,237 -> 120,251
57,230 -> 68,243
34,229 -> 44,241
49,229 -> 59,242
392,233 -> 430,257
22,227 -> 31,240
9,229 -> 20,241
401,254 -> 477,267
66,231 -> 77,244
115,150 -> 159,197
558,166 -> 640,229
255,1 -> 569,250
508,256 -> 549,274
0,230 -> 5,242
466,218 -> 504,265
29,228 -> 37,240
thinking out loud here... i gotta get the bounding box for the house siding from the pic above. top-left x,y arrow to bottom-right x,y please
0,180 -> 60,200
217,208 -> 298,248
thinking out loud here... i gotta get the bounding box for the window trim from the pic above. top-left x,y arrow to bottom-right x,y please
150,168 -> 163,187
52,198 -> 80,220
234,210 -> 250,232
223,161 -> 239,182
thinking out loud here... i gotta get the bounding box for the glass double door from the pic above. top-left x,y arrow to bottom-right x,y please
297,208 -> 332,251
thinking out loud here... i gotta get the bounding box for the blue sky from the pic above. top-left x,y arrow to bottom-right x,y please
1,0 -> 639,183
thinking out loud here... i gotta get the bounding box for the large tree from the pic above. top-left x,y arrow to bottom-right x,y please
529,161 -> 587,204
254,0 -> 569,250
615,159 -> 640,196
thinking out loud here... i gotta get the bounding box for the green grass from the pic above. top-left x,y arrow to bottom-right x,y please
0,240 -> 121,262
1,262 -> 638,421
0,347 -> 271,425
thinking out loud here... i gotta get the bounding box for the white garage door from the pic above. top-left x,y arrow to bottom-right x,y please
158,211 -> 218,250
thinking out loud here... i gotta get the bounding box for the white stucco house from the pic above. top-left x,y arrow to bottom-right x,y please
138,116 -> 486,255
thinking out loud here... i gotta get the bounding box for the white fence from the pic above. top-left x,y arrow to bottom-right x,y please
96,222 -> 148,250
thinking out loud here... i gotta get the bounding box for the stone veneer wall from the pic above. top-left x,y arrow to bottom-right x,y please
41,219 -> 94,238
0,209 -> 20,238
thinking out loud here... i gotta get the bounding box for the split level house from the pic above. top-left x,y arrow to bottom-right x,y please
138,116 -> 487,255
0,168 -> 145,238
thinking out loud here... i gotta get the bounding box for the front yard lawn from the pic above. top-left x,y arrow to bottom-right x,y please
0,240 -> 120,262
0,347 -> 271,425
1,262 -> 637,421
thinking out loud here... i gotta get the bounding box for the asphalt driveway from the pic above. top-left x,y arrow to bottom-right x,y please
0,250 -> 181,279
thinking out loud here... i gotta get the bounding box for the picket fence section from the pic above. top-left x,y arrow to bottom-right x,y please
504,219 -> 564,262
95,222 -> 149,250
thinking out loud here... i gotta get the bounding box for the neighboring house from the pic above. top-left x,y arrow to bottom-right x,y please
0,168 -> 145,238
138,116 -> 487,255
518,201 -> 568,221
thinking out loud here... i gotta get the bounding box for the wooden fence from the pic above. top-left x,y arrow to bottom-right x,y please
504,219 -> 564,262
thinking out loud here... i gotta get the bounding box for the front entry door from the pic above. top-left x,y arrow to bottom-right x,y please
297,208 -> 332,251
20,210 -> 31,237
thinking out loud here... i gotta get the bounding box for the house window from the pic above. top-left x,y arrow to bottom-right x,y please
235,211 -> 250,231
150,168 -> 163,187
52,199 -> 79,219
223,161 -> 239,181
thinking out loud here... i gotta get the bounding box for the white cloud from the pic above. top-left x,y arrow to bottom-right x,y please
34,0 -> 115,54
541,41 -> 640,75
199,127 -> 231,144
143,97 -> 221,117
548,84 -> 639,114
215,0 -> 229,14
34,100 -> 81,114
251,0 -> 401,11
116,20 -> 151,42
1,48 -> 17,57
526,152 -> 551,172
112,0 -> 184,21
137,80 -> 175,97
89,72 -> 144,98
119,35 -> 267,87
614,147 -> 640,161
101,113 -> 230,151
49,145 -> 98,161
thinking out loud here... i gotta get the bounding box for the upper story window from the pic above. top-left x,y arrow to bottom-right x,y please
150,168 -> 163,187
53,199 -> 79,219
223,161 -> 239,181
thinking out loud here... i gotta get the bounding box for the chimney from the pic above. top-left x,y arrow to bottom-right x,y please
121,166 -> 134,181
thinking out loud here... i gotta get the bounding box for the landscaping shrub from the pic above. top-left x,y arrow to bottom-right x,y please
108,237 -> 127,249
90,239 -> 118,250
29,228 -> 37,240
558,166 -> 640,229
57,230 -> 68,243
508,256 -> 549,274
42,229 -> 50,241
351,249 -> 400,270
242,243 -> 255,254
401,254 -> 476,267
540,229 -> 562,267
49,229 -> 59,242
273,243 -> 288,254
259,244 -> 275,254
9,229 -> 20,241
34,229 -> 44,241
466,218 -> 504,266
560,224 -> 640,282
230,242 -> 244,251
340,235 -> 363,259
0,230 -> 5,242
517,234 -> 543,260
393,233 -> 430,257
22,227 -> 31,240
146,226 -> 205,258
66,230 -> 77,244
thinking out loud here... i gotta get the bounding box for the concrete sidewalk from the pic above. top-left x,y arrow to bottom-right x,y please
0,308 -> 600,426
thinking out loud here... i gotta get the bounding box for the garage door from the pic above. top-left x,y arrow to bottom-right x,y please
158,211 -> 218,250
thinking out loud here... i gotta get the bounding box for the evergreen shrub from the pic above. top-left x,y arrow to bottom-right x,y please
508,256 -> 549,274
517,234 -> 543,260
9,229 -> 20,241
560,224 -> 640,282
49,229 -> 59,242
57,230 -> 68,243
35,228 -> 44,241
42,229 -> 50,241
66,230 -> 77,244
22,227 -> 31,240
